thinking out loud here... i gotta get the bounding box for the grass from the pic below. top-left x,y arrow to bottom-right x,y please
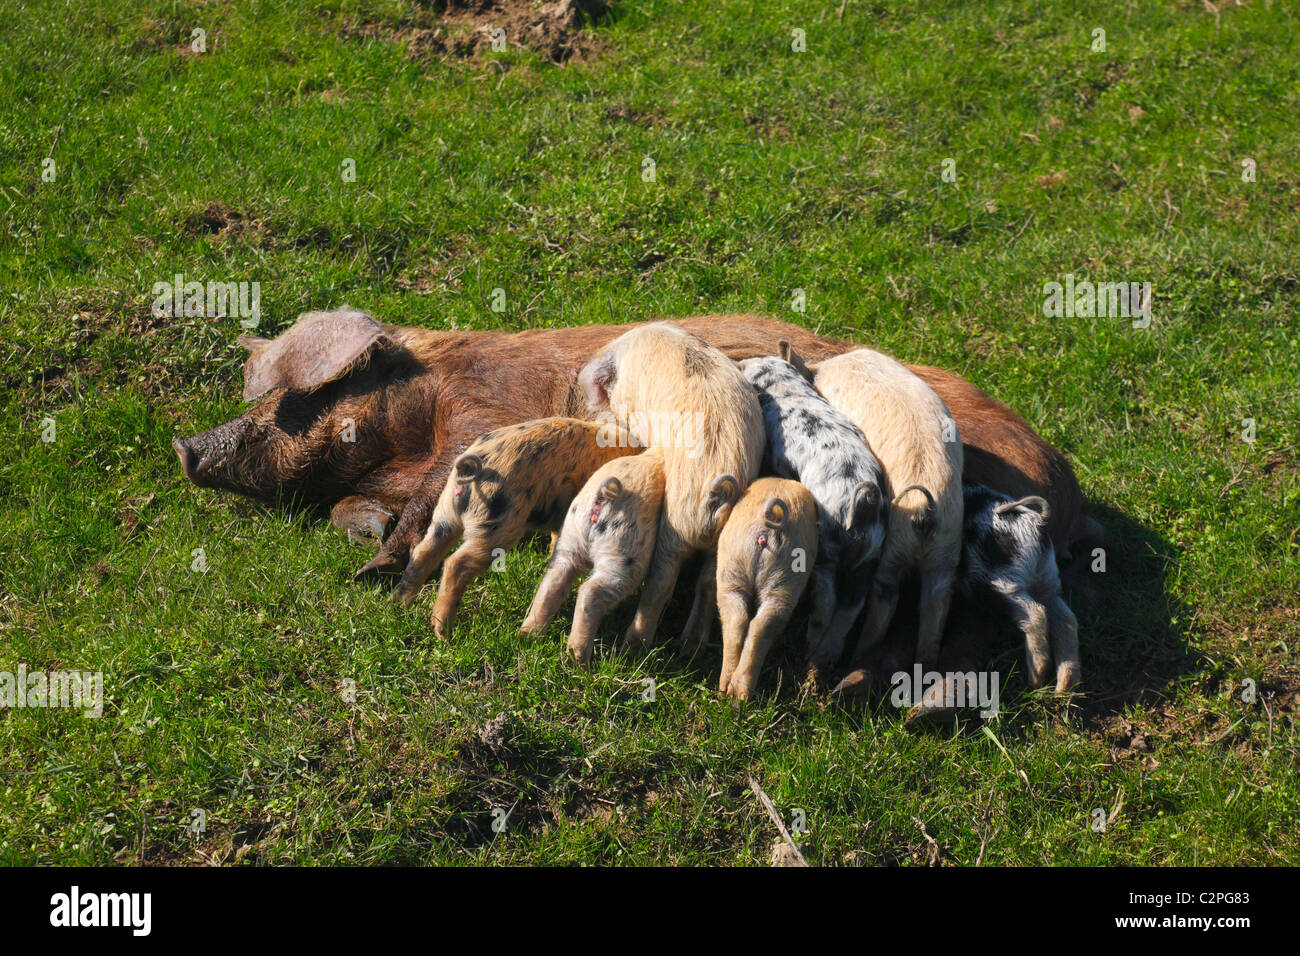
1,0 -> 1297,865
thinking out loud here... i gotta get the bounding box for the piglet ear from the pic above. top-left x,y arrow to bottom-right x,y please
242,308 -> 393,401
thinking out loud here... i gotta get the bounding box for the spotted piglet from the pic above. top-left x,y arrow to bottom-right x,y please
392,417 -> 636,638
960,483 -> 1081,692
714,478 -> 819,701
521,451 -> 666,663
736,349 -> 889,684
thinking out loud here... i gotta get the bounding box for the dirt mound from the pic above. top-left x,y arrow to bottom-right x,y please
343,0 -> 607,65
180,202 -> 269,244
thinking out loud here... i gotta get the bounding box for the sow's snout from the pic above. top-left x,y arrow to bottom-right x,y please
172,437 -> 198,478
172,416 -> 252,488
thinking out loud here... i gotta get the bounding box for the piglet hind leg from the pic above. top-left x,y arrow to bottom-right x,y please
521,553 -> 585,637
914,564 -> 957,672
802,567 -> 840,689
430,540 -> 496,639
716,588 -> 750,696
729,600 -> 795,702
835,569 -> 902,696
624,528 -> 689,650
679,552 -> 718,657
1007,593 -> 1053,688
392,519 -> 459,606
568,568 -> 638,665
1048,594 -> 1082,692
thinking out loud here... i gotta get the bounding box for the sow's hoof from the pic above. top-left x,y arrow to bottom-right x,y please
903,681 -> 960,730
332,496 -> 395,543
354,551 -> 405,581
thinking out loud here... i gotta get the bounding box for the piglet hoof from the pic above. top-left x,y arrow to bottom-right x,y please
623,623 -> 655,651
431,613 -> 453,640
566,639 -> 594,665
1054,662 -> 1082,694
832,668 -> 874,698
725,682 -> 752,704
355,551 -> 405,582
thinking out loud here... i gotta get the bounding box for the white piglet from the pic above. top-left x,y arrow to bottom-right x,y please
578,322 -> 763,649
807,347 -> 964,693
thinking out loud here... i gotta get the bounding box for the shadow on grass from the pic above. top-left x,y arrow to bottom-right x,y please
626,498 -> 1198,734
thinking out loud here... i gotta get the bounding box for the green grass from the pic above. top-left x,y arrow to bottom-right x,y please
1,0 -> 1297,864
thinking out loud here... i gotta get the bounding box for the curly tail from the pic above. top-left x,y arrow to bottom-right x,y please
703,473 -> 740,538
762,497 -> 789,530
449,453 -> 483,513
599,476 -> 624,501
892,484 -> 936,538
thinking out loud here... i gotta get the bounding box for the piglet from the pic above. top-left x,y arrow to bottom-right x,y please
715,478 -> 819,701
521,451 -> 667,663
959,483 -> 1081,692
579,322 -> 761,649
735,348 -> 889,685
392,417 -> 636,638
807,347 -> 964,693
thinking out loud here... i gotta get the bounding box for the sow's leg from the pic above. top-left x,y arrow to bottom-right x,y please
354,461 -> 451,580
357,411 -> 524,581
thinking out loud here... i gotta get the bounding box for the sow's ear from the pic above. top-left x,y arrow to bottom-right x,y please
240,308 -> 393,401
777,340 -> 814,382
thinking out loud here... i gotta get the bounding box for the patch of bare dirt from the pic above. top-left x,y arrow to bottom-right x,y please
180,202 -> 269,245
125,811 -> 289,866
117,493 -> 161,541
602,102 -> 663,127
745,110 -> 793,141
341,0 -> 607,66
131,18 -> 220,58
474,710 -> 511,752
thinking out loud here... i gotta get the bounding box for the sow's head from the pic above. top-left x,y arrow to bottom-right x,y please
173,309 -> 412,499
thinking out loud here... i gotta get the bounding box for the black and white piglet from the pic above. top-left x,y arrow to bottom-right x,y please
959,483 -> 1081,692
